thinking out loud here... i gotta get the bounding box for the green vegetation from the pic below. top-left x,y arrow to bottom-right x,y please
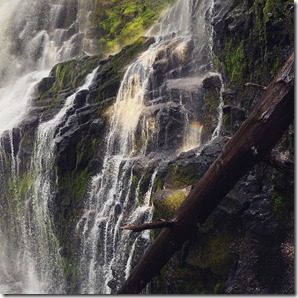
71,168 -> 90,203
224,39 -> 246,85
154,176 -> 164,193
92,0 -> 173,53
165,164 -> 198,189
49,56 -> 100,97
201,77 -> 222,142
152,241 -> 227,294
153,190 -> 187,219
216,0 -> 294,135
61,255 -> 79,291
218,0 -> 293,92
187,232 -> 233,275
7,173 -> 34,216
272,192 -> 287,222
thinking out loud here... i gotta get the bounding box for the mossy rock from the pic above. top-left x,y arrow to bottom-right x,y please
213,0 -> 294,116
201,75 -> 222,142
164,163 -> 198,189
187,232 -> 234,275
153,188 -> 189,220
90,36 -> 155,104
151,243 -> 226,294
39,56 -> 101,101
91,0 -> 174,53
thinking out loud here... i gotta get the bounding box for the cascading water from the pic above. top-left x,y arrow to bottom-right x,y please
0,0 -> 224,294
0,0 -> 99,294
77,0 -> 223,294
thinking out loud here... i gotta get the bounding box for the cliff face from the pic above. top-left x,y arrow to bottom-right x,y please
0,0 -> 294,294
150,0 -> 294,294
0,37 -> 156,293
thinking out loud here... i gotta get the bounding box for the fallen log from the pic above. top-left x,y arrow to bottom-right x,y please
118,52 -> 294,294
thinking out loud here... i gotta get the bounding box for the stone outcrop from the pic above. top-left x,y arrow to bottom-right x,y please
149,0 -> 294,294
0,0 -> 294,294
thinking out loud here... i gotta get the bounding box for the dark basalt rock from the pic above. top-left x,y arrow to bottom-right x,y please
222,105 -> 246,121
35,77 -> 55,94
202,74 -> 221,89
151,0 -> 294,294
89,118 -> 105,133
0,0 -> 293,294
73,89 -> 89,108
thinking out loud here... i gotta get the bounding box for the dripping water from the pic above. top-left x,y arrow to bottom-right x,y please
0,0 -> 225,294
77,0 -> 223,294
0,0 -> 100,293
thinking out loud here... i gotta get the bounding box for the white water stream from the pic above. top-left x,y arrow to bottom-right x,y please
77,0 -> 222,294
0,0 -> 223,294
0,0 -> 99,294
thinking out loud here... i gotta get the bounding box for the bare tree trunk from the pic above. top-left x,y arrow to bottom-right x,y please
118,52 -> 294,294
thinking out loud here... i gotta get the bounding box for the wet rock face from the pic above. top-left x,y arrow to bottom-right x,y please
35,77 -> 55,94
223,191 -> 294,294
0,36 -> 160,293
150,0 -> 294,295
212,0 -> 294,118
151,147 -> 294,294
0,0 -> 293,294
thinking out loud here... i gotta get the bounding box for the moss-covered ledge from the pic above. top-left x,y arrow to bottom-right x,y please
90,0 -> 173,53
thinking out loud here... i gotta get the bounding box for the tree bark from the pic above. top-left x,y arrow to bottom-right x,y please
118,52 -> 294,294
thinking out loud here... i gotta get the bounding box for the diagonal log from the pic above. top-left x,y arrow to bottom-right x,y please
118,52 -> 294,294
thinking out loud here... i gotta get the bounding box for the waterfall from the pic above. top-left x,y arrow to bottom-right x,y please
77,0 -> 222,294
0,0 -> 99,294
0,0 -> 224,294
0,0 -> 99,132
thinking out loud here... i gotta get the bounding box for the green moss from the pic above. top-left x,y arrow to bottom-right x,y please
263,0 -> 284,22
187,232 -> 233,276
201,83 -> 221,141
61,255 -> 79,290
73,168 -> 90,202
49,56 -> 100,97
93,0 -> 173,53
165,164 -> 197,189
171,268 -> 206,294
153,190 -> 186,220
215,0 -> 293,118
272,192 -> 287,222
60,167 -> 90,205
151,247 -> 225,294
154,176 -> 164,193
224,38 -> 246,85
7,173 -> 34,215
271,55 -> 281,77
131,174 -> 139,187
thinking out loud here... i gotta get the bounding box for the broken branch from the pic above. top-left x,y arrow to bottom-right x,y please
121,220 -> 177,232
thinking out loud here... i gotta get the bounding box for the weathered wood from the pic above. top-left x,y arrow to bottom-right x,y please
121,220 -> 177,232
118,52 -> 294,294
